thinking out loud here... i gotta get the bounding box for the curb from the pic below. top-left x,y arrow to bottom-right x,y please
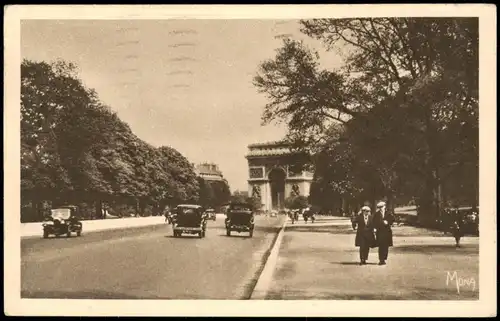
249,219 -> 287,300
21,217 -> 167,239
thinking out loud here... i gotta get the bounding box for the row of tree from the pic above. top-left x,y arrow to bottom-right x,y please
230,190 -> 263,210
198,178 -> 232,211
21,59 -> 230,222
254,18 -> 478,225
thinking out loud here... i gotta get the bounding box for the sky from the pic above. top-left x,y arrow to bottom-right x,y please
21,19 -> 342,192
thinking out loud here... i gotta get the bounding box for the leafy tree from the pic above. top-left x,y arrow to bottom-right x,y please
229,191 -> 262,211
254,18 -> 478,225
20,59 -> 203,221
284,195 -> 309,209
230,190 -> 249,204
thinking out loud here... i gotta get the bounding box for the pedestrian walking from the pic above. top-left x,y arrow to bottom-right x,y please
373,201 -> 394,265
450,209 -> 465,247
351,206 -> 377,265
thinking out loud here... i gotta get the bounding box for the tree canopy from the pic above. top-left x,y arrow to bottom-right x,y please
284,195 -> 309,209
21,59 -> 212,221
254,18 -> 478,224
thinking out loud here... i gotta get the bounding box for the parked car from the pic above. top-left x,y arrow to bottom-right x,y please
43,205 -> 83,238
462,207 -> 479,236
225,202 -> 255,237
172,204 -> 207,238
440,206 -> 479,236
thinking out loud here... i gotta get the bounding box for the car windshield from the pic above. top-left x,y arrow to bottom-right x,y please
51,208 -> 71,220
178,208 -> 199,215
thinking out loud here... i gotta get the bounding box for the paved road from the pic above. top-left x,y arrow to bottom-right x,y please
21,215 -> 284,299
266,221 -> 479,300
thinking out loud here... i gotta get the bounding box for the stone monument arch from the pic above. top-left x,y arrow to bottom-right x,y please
268,166 -> 287,210
246,141 -> 313,211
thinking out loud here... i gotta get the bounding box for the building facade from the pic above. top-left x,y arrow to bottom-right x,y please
195,163 -> 225,182
246,141 -> 313,211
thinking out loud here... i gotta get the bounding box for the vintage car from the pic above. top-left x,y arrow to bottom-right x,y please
43,205 -> 83,238
461,206 -> 479,236
439,206 -> 479,236
172,204 -> 207,238
206,208 -> 217,221
302,207 -> 315,223
225,202 -> 255,237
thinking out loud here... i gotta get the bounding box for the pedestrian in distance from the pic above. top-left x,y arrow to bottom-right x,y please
351,206 -> 377,265
165,210 -> 172,224
373,201 -> 395,265
450,209 -> 465,248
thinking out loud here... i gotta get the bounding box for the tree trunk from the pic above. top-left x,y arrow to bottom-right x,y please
95,200 -> 103,220
139,198 -> 147,217
135,198 -> 140,217
36,200 -> 44,222
386,190 -> 395,214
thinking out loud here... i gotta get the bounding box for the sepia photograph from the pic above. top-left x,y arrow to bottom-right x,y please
4,4 -> 497,317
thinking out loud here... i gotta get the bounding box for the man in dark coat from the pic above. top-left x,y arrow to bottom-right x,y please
373,201 -> 395,265
450,209 -> 465,247
352,206 -> 377,265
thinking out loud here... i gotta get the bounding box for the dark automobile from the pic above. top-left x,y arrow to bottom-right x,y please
440,206 -> 479,236
225,202 -> 255,237
302,207 -> 315,223
172,204 -> 207,238
206,208 -> 216,221
461,207 -> 479,236
43,205 -> 83,238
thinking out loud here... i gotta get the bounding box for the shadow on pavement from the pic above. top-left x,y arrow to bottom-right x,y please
285,226 -> 353,234
21,290 -> 154,300
256,225 -> 282,233
393,244 -> 479,254
21,290 -> 214,300
410,286 -> 479,300
219,234 -> 252,239
163,235 -> 202,239
265,291 -> 406,300
337,261 -> 378,266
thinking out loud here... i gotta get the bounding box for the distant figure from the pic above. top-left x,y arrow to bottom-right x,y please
373,201 -> 394,265
165,210 -> 172,224
450,209 -> 465,247
351,206 -> 377,265
302,207 -> 315,223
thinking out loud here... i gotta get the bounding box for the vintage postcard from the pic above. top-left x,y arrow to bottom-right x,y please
4,4 -> 497,317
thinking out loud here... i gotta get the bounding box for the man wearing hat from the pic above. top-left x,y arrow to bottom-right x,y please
351,205 -> 377,265
373,201 -> 395,265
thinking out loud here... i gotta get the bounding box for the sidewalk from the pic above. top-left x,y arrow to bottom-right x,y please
265,223 -> 479,300
286,215 -> 352,227
21,216 -> 167,238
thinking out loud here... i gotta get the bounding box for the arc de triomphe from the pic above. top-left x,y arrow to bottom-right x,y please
246,141 -> 313,211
